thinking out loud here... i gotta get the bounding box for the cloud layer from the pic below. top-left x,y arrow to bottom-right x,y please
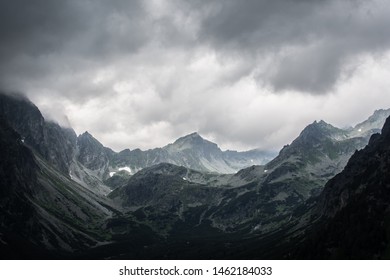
1,0 -> 390,151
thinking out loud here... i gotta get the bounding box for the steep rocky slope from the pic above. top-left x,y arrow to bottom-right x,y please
77,131 -> 114,176
0,117 -> 116,258
297,116 -> 390,259
0,93 -> 77,174
0,93 -> 112,195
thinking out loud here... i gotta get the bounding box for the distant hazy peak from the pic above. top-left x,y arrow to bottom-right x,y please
372,108 -> 390,116
365,108 -> 390,123
187,132 -> 201,137
77,131 -> 112,152
80,131 -> 93,137
170,132 -> 218,148
78,131 -> 102,144
173,132 -> 203,142
352,108 -> 390,137
299,119 -> 339,136
311,119 -> 333,128
355,108 -> 390,124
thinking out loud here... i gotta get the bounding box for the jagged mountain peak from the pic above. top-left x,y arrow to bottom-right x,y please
79,131 -> 94,138
303,119 -> 336,133
352,108 -> 390,137
265,116 -> 368,187
77,131 -> 105,153
77,131 -> 107,149
314,119 -> 327,125
173,132 -> 205,143
302,115 -> 390,259
76,130 -> 114,172
319,115 -> 390,218
369,108 -> 390,121
168,132 -> 220,152
295,119 -> 346,145
185,131 -> 201,138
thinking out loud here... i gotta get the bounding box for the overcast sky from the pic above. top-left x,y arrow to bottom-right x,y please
2,0 -> 390,152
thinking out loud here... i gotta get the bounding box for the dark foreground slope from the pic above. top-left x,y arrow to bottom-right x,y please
0,117 -> 117,259
296,116 -> 390,259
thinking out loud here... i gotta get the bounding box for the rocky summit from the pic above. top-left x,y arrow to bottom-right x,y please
1,92 -> 390,259
107,131 -> 275,176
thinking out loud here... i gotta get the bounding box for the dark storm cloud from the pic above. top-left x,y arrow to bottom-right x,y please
0,0 -> 150,98
0,0 -> 147,57
185,0 -> 322,49
2,0 -> 390,96
0,1 -> 77,56
181,0 -> 390,93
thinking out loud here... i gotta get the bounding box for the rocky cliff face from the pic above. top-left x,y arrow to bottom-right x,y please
0,116 -> 37,198
351,109 -> 390,138
318,115 -> 390,220
0,117 -> 115,258
0,93 -> 77,174
297,116 -> 390,259
0,93 -> 113,195
77,131 -> 114,176
205,116 -> 389,236
263,120 -> 373,199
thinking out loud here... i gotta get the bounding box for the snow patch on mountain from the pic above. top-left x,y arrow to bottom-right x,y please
118,166 -> 132,173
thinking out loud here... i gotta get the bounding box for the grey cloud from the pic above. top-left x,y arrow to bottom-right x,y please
0,0 -> 150,97
0,0 -> 80,56
4,0 -> 390,97
181,0 -> 390,94
263,43 -> 347,93
186,0 -> 322,49
0,0 -> 147,57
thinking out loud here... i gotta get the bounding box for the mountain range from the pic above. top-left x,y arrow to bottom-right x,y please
1,92 -> 390,259
80,129 -> 275,177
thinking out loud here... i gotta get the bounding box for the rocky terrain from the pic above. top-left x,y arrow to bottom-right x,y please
296,115 -> 390,259
0,116 -> 116,258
